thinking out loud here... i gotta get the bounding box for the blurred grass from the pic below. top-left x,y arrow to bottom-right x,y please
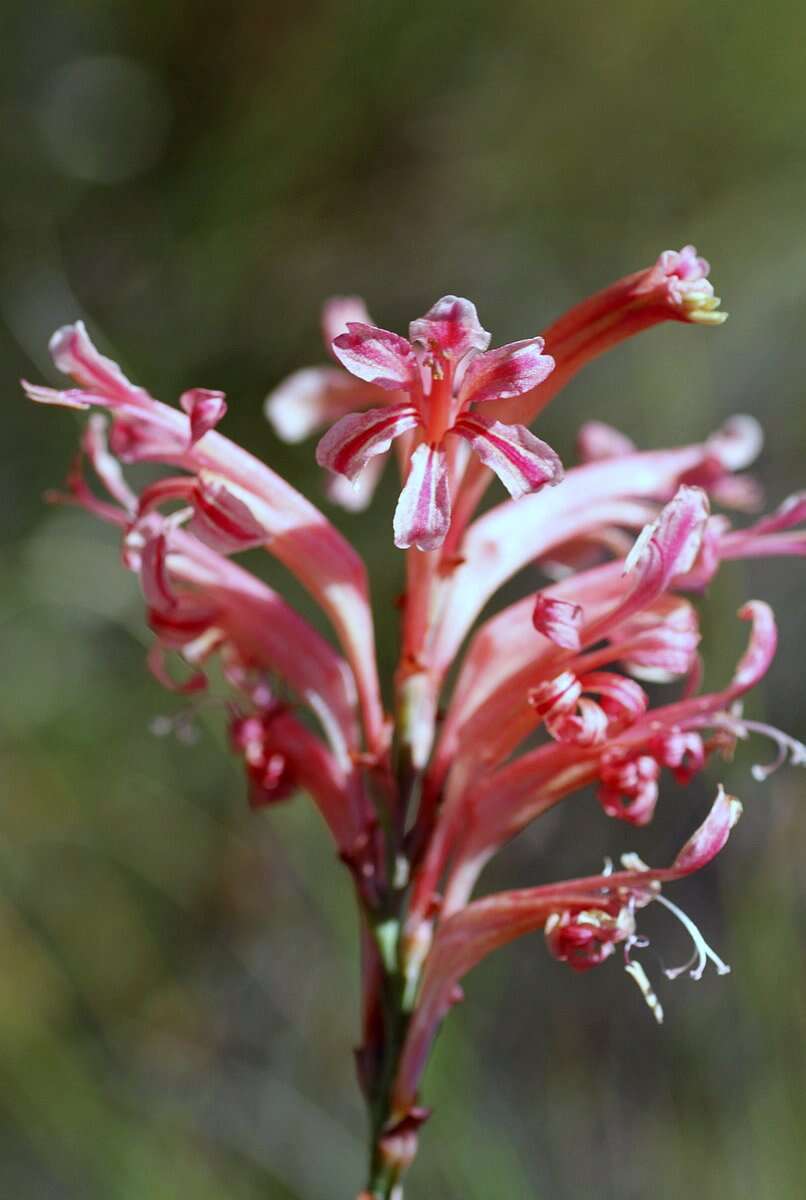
2,1 -> 806,1196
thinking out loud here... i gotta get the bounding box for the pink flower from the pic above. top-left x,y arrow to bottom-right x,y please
23,242 -> 806,1197
316,296 -> 561,549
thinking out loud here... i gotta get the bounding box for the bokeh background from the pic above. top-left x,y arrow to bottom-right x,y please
3,2 -> 806,1197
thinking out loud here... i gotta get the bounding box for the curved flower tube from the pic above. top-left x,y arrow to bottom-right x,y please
433,601 -> 781,918
24,322 -> 387,756
394,788 -> 741,1116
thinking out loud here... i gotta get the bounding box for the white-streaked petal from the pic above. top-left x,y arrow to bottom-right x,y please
393,443 -> 451,551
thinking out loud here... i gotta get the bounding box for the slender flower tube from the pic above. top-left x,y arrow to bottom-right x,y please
394,788 -> 741,1115
24,321 -> 387,756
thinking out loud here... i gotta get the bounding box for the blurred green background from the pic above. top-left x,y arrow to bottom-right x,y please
3,2 -> 806,1197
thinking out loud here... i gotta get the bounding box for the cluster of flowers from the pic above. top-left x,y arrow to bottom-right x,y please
26,244 -> 806,1197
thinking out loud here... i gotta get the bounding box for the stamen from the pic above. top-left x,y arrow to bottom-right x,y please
654,893 -> 731,981
709,712 -> 806,782
624,960 -> 664,1024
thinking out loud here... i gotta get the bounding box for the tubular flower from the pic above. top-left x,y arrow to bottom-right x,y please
23,243 -> 806,1200
315,295 -> 561,549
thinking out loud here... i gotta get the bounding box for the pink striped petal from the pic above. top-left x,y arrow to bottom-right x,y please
532,594 -> 584,650
459,338 -> 555,407
393,443 -> 451,552
49,321 -> 144,404
82,414 -> 138,515
454,414 -> 563,498
316,403 -> 420,483
265,367 -> 379,443
672,784 -> 743,873
180,388 -> 227,445
408,295 -> 491,359
190,471 -> 273,552
580,671 -> 648,724
331,323 -> 419,391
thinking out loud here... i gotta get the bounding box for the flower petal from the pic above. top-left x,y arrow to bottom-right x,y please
331,323 -> 419,390
180,388 -> 227,445
577,420 -> 636,463
326,454 -> 386,512
459,337 -> 555,407
316,403 -> 420,482
532,594 -> 584,651
190,471 -> 274,552
321,295 -> 372,348
265,367 -> 379,443
83,414 -> 138,514
408,295 -> 491,359
454,414 -> 563,498
49,321 -> 144,404
624,485 -> 710,597
393,443 -> 451,552
21,381 -> 92,410
704,414 -> 763,471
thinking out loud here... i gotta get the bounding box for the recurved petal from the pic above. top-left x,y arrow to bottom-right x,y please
49,321 -> 144,403
408,295 -> 491,358
21,381 -> 93,410
180,388 -> 228,445
326,454 -> 386,512
623,485 -> 710,600
532,594 -> 584,650
459,338 -> 555,407
705,414 -> 763,471
331,323 -> 419,390
577,420 -> 637,463
82,414 -> 138,514
670,785 -> 743,874
729,600 -> 778,692
393,442 -> 451,552
316,403 -> 420,483
453,414 -> 563,498
321,295 -> 372,348
265,367 -> 379,443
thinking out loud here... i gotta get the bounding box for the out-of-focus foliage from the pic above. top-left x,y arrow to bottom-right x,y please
2,2 -> 806,1197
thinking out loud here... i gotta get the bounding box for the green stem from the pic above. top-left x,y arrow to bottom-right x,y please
363,911 -> 416,1199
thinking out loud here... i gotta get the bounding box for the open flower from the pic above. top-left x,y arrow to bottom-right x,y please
315,295 -> 561,550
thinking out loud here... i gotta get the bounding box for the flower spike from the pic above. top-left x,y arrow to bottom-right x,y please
24,247 -> 806,1197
